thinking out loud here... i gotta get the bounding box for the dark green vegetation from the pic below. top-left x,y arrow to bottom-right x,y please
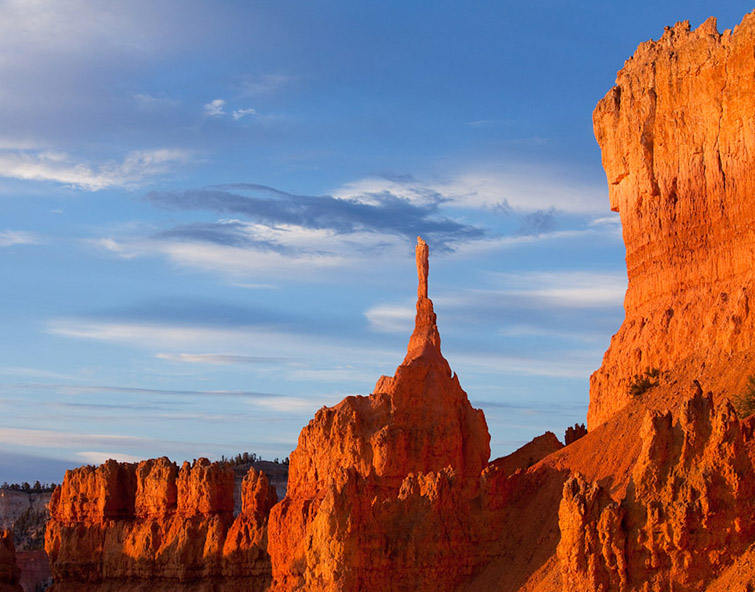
734,375 -> 755,419
628,367 -> 660,398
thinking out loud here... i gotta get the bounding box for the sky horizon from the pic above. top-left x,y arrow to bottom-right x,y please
2,1 -> 753,484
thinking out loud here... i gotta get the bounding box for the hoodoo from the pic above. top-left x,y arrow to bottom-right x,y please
268,236 -> 491,591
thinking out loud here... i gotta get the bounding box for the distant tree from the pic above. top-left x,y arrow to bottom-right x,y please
564,423 -> 587,445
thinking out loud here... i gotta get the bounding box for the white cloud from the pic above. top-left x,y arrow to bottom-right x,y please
87,223 -> 408,277
232,107 -> 257,120
46,318 -> 399,369
0,426 -> 149,450
204,98 -> 226,117
364,303 -> 414,333
0,148 -> 192,190
363,271 -> 626,336
0,1 -> 162,55
156,352 -> 284,365
0,230 -> 40,247
486,271 -> 626,308
77,451 -> 144,464
333,167 -> 609,214
449,349 -> 604,379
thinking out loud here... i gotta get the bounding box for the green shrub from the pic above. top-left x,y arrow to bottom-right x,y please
628,367 -> 660,398
734,375 -> 755,418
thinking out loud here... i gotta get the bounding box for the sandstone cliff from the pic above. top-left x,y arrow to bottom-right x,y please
590,12 -> 755,428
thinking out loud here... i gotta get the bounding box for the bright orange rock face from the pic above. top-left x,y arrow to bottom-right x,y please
268,237 -> 491,591
590,12 -> 755,428
45,457 -> 277,591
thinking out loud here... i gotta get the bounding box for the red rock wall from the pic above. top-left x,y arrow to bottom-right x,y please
45,458 -> 276,592
590,12 -> 755,428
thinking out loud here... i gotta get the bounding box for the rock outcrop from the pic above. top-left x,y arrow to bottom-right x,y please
590,12 -> 755,428
558,386 -> 755,591
268,237 -> 491,591
45,457 -> 276,591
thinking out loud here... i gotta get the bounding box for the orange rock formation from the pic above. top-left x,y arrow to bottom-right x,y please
590,12 -> 755,428
45,457 -> 276,591
268,236 -> 491,591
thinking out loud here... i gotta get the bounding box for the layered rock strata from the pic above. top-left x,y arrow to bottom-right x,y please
268,237 -> 491,591
590,12 -> 755,428
45,457 -> 276,591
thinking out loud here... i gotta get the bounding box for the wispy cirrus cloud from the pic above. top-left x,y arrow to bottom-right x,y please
365,271 -> 626,334
3,382 -> 281,400
0,230 -> 41,247
146,183 -> 484,248
0,148 -> 192,190
156,352 -> 288,365
45,317 -> 399,368
334,167 -> 608,214
232,107 -> 257,120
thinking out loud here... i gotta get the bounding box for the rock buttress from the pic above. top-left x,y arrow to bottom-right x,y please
590,12 -> 755,428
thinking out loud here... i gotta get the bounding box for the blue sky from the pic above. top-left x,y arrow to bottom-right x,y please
1,1 -> 752,483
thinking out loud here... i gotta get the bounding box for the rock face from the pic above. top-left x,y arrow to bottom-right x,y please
558,386 -> 755,591
268,237 -> 491,591
45,457 -> 276,591
590,12 -> 755,428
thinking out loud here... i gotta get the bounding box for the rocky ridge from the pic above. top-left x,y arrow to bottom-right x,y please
45,457 -> 276,591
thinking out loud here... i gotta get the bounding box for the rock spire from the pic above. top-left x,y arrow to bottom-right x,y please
406,236 -> 442,363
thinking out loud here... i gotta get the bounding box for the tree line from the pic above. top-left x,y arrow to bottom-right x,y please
1,481 -> 58,493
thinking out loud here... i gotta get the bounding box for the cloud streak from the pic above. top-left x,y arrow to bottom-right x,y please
146,183 -> 484,248
0,148 -> 192,190
0,230 -> 40,247
334,167 -> 609,214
